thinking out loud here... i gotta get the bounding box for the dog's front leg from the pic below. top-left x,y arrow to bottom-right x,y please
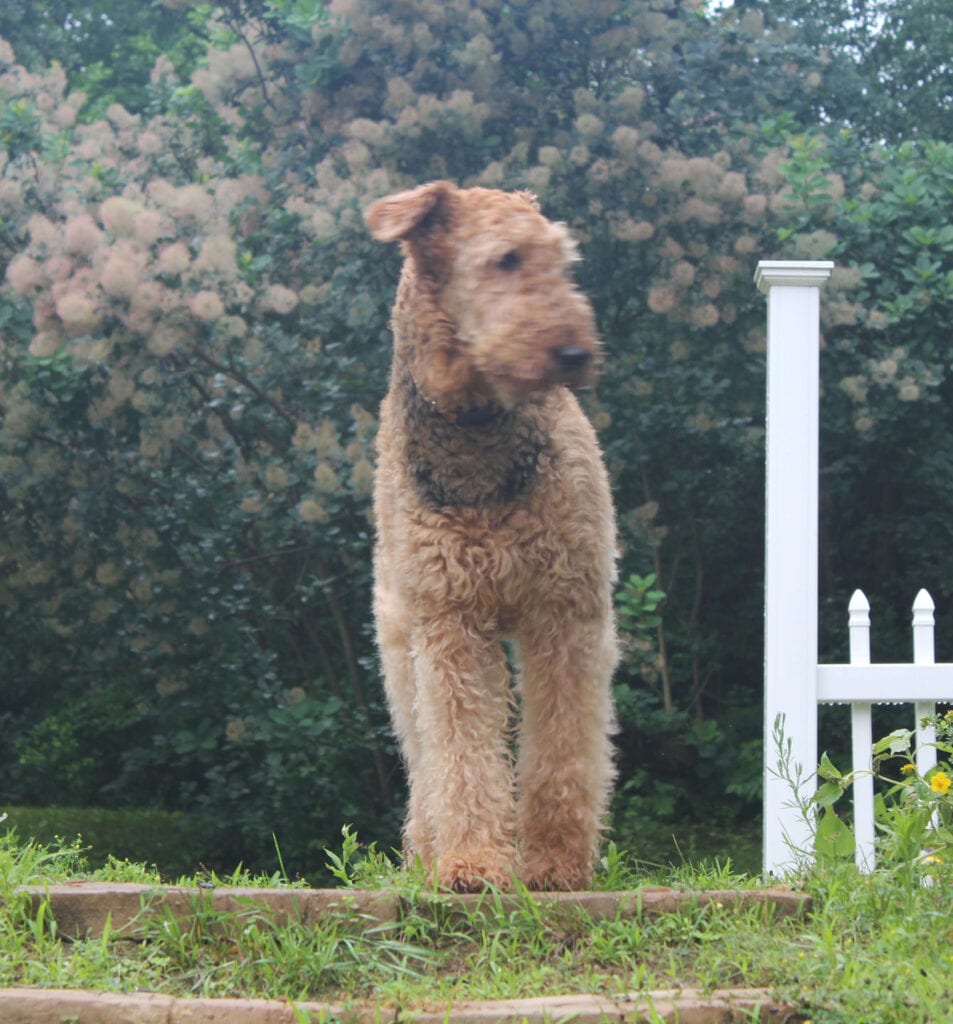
515,613 -> 618,891
411,617 -> 516,892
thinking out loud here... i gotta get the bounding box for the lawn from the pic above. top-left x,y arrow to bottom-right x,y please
2,824 -> 952,1022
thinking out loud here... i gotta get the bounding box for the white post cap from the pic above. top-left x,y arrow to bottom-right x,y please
755,261 -> 835,293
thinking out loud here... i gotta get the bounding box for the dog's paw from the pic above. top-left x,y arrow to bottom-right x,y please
437,855 -> 513,893
520,859 -> 592,892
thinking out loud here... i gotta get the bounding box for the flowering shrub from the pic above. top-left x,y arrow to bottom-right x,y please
0,20 -> 391,867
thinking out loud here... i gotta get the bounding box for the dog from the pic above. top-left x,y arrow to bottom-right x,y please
365,181 -> 618,891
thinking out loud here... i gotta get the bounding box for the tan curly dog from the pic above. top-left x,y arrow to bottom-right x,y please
365,181 -> 618,892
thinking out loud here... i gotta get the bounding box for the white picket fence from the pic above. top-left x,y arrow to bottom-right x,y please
819,588 -> 953,871
757,261 -> 953,876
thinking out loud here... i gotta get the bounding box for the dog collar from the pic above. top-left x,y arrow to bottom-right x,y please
440,402 -> 503,427
404,362 -> 504,428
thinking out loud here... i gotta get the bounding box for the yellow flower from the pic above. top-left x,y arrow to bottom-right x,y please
900,763 -> 916,774
930,771 -> 952,795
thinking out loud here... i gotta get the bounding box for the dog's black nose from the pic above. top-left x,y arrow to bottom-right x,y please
555,345 -> 592,372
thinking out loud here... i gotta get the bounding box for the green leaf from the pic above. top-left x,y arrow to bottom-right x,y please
814,781 -> 846,809
873,729 -> 914,757
818,751 -> 843,781
815,808 -> 855,860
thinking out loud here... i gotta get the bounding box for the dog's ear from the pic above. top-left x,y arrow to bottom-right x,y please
365,181 -> 456,242
514,190 -> 541,212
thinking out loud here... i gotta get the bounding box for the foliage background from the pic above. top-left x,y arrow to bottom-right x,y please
0,0 -> 952,875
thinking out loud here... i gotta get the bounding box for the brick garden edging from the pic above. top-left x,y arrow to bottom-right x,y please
0,984 -> 804,1023
16,881 -> 810,939
18,881 -> 399,938
5,884 -> 809,1022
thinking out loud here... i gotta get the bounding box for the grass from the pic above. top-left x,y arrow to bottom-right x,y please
2,823 -> 953,1022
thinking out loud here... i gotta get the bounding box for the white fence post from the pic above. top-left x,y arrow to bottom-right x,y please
756,259 -> 833,877
848,590 -> 875,871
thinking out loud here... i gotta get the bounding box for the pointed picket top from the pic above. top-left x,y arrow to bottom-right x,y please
848,589 -> 870,618
848,590 -> 871,667
912,589 -> 936,667
912,588 -> 935,623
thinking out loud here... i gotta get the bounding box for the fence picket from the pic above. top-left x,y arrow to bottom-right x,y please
847,589 -> 874,872
913,589 -> 938,777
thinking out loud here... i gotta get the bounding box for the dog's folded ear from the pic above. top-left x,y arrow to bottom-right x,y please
365,180 -> 456,242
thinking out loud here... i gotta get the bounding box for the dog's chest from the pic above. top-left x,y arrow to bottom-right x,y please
405,404 -> 552,511
408,498 -> 583,628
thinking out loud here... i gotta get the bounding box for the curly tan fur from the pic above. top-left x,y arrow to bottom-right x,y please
365,181 -> 618,892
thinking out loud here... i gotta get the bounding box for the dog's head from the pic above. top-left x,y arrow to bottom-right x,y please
366,181 -> 600,408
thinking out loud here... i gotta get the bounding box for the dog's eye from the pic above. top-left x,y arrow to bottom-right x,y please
496,250 -> 521,271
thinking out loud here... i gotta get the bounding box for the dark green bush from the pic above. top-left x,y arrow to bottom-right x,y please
4,806 -> 215,878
